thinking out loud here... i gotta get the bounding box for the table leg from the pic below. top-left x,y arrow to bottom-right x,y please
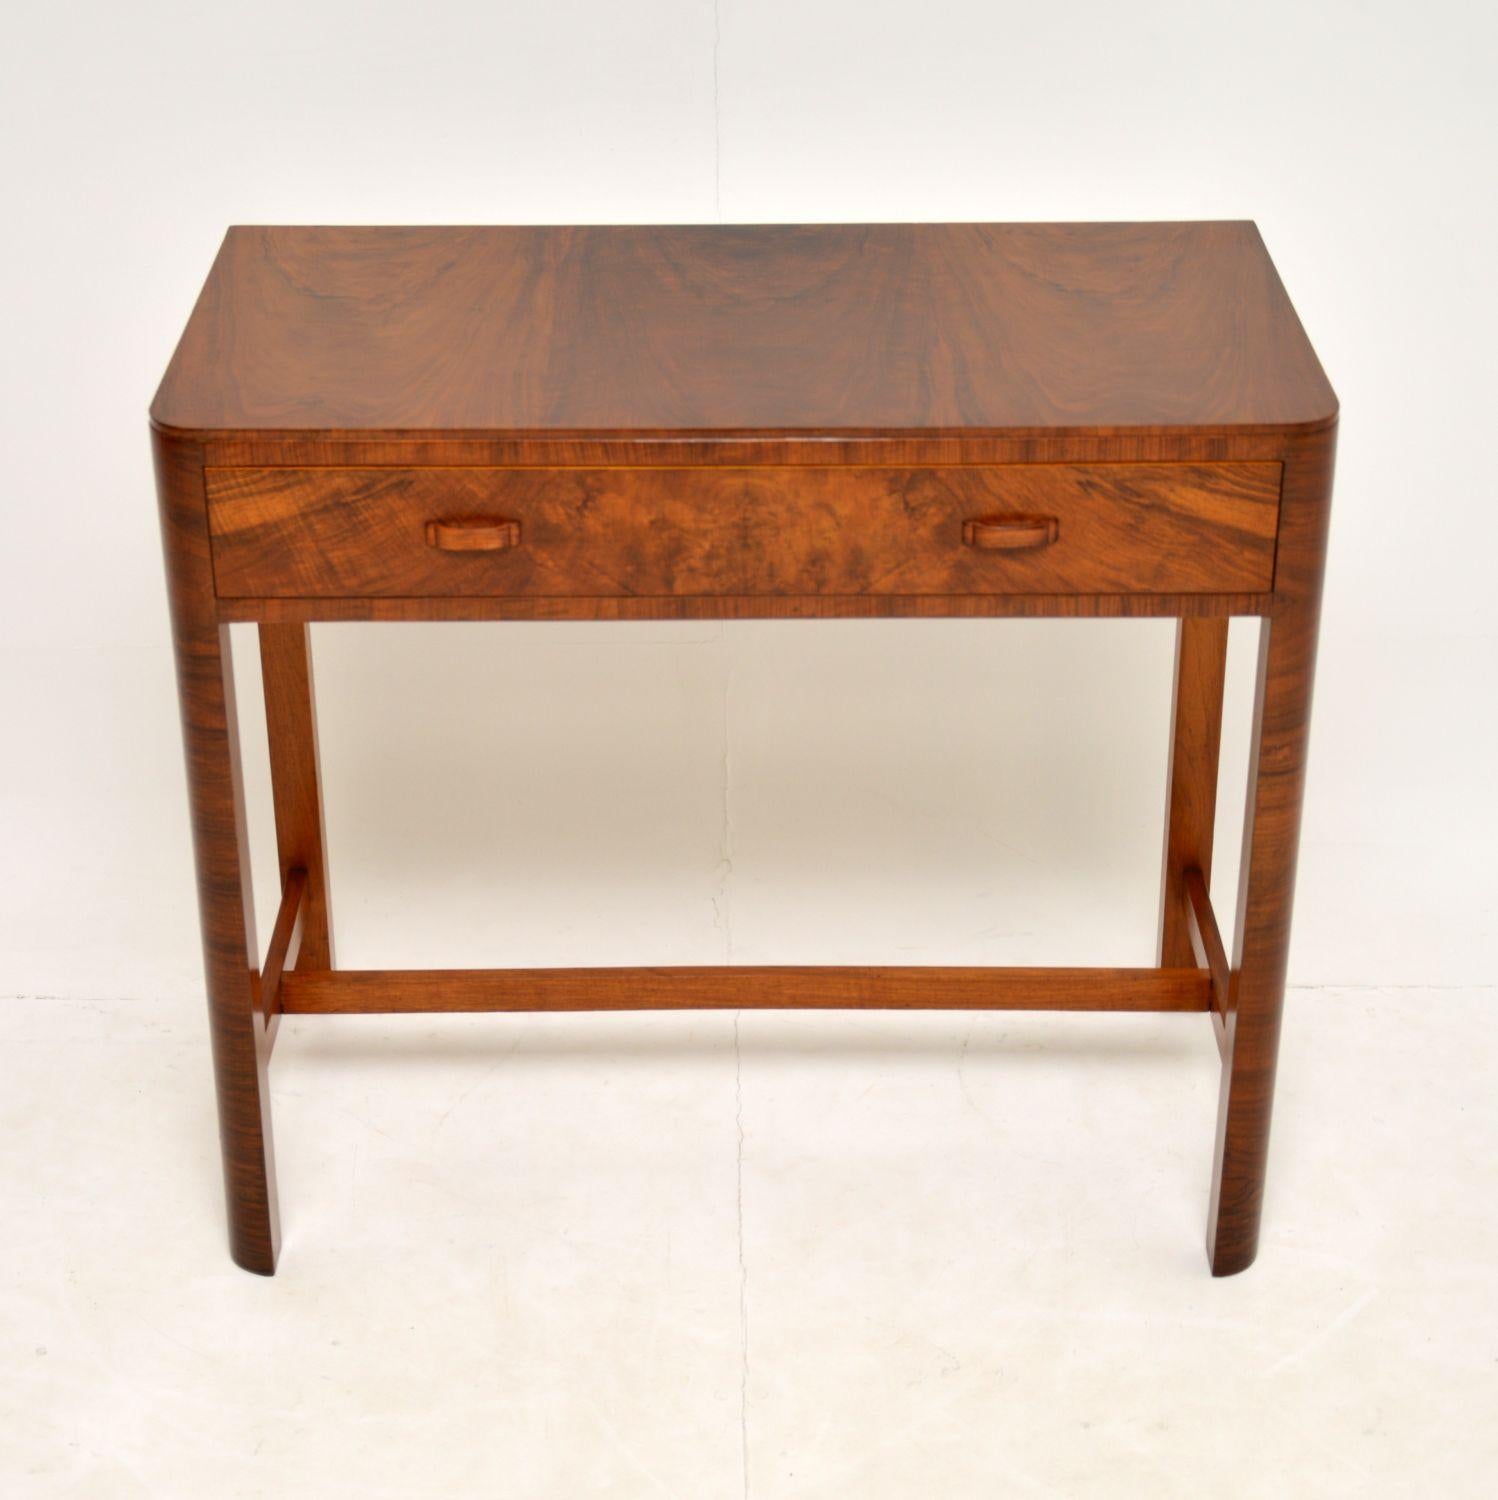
155,430 -> 280,1274
260,624 -> 335,969
1158,617 -> 1229,967
1206,426 -> 1335,1275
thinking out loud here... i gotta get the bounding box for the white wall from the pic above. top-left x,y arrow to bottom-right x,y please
2,0 -> 1493,1005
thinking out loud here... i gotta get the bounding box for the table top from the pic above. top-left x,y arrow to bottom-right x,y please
151,222 -> 1336,442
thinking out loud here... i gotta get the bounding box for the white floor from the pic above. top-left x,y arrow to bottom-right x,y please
3,985 -> 1494,1498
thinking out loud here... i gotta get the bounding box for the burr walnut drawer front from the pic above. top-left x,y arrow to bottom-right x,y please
203,463 -> 1282,599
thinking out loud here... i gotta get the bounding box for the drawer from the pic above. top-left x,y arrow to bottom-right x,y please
204,463 -> 1281,599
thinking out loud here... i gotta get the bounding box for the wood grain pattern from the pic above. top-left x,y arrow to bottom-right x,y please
424,517 -> 521,552
962,515 -> 1060,551
280,967 -> 1212,1014
257,867 -> 306,1052
152,224 -> 1337,441
1208,420 -> 1337,1275
153,428 -> 280,1275
1158,617 -> 1230,966
205,463 -> 1281,600
258,625 -> 334,969
1185,866 -> 1231,1061
151,222 -> 1338,1276
201,432 -> 1296,469
219,591 -> 1275,625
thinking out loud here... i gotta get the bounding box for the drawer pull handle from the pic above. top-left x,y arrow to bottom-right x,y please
424,517 -> 522,552
962,515 -> 1060,551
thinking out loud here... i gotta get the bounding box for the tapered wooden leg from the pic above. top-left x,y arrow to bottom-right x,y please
1158,617 -> 1229,967
260,624 -> 335,969
1207,426 -> 1335,1275
155,430 -> 280,1274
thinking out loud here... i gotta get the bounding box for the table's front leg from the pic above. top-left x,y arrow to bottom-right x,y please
1207,425 -> 1336,1275
154,430 -> 280,1275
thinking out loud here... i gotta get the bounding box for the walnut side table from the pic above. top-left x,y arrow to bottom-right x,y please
150,223 -> 1337,1276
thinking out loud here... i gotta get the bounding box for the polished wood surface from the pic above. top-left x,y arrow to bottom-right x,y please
962,515 -> 1061,551
205,462 -> 1281,600
220,589 -> 1275,625
1185,866 -> 1231,1058
152,222 -> 1336,1276
152,223 -> 1336,441
256,867 -> 306,1059
1207,422 -> 1335,1275
153,428 -> 280,1275
423,517 -> 522,552
258,625 -> 334,970
197,429 -> 1292,623
1158,617 -> 1230,968
280,966 -> 1213,1014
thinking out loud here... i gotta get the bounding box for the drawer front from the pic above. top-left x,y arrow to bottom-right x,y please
205,463 -> 1281,599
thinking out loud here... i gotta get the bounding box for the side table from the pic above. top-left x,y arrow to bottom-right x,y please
151,222 -> 1337,1274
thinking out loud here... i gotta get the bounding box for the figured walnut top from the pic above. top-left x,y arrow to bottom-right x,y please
152,222 -> 1336,441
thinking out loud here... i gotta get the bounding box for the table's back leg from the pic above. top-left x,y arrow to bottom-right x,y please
260,624 -> 335,970
1158,617 -> 1229,967
154,429 -> 281,1275
1207,425 -> 1335,1275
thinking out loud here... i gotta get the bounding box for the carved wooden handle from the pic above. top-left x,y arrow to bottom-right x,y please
962,515 -> 1060,551
424,517 -> 522,552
